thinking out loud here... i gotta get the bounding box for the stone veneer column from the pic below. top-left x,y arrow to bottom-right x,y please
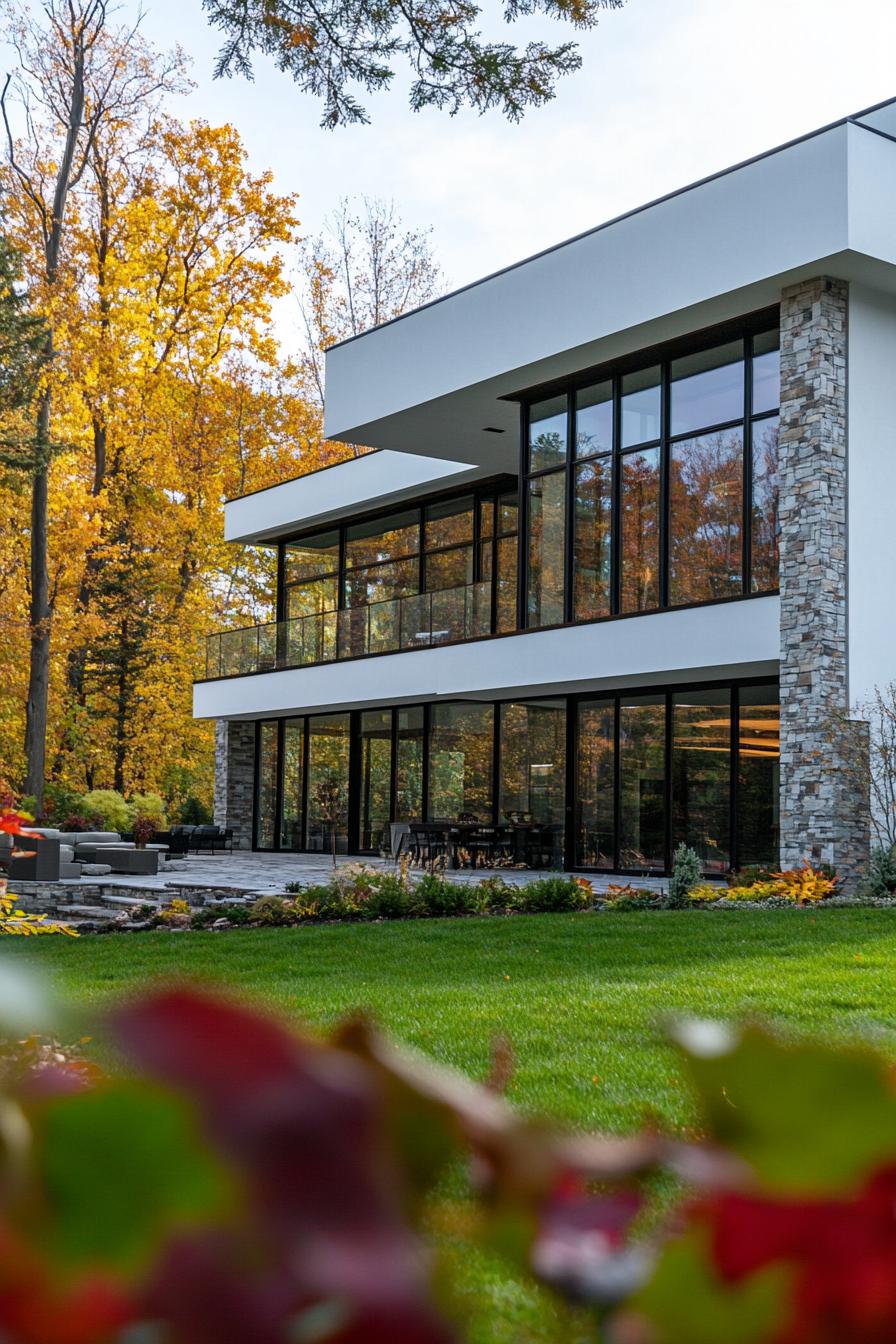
778,276 -> 870,885
214,720 -> 256,850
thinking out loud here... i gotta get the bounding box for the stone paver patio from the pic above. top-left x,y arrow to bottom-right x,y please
60,851 -> 671,898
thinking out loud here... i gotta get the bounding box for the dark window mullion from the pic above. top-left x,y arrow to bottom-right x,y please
663,690 -> 673,873
743,335 -> 753,595
611,377 -> 622,616
660,361 -> 671,610
564,391 -> 575,624
730,684 -> 739,874
518,403 -> 527,630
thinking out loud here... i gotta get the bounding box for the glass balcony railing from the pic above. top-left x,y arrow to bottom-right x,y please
204,580 -> 495,680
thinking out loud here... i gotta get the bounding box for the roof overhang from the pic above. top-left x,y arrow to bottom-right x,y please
323,111 -> 896,462
224,450 -> 506,545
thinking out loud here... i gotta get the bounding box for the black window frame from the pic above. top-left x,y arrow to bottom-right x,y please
252,675 -> 779,877
516,306 -> 781,630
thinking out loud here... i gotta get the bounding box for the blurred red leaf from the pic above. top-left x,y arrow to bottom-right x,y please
112,989 -> 454,1343
706,1164 -> 896,1343
0,1224 -> 133,1344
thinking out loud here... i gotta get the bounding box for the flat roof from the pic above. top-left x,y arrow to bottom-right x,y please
326,94 -> 896,355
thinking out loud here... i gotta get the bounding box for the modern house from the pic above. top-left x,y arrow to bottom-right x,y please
193,97 -> 896,883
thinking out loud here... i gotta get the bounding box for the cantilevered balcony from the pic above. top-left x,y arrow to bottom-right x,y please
205,580 -> 494,680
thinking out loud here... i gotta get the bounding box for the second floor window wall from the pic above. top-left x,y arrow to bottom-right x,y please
278,486 -> 519,663
524,318 -> 781,629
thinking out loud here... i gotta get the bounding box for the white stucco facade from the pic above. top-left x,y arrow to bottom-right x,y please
195,97 -> 896,874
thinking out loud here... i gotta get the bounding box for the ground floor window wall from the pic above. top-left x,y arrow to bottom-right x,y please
252,679 -> 779,872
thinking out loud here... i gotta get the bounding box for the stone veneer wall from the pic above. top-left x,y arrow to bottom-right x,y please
213,719 -> 256,850
778,276 -> 870,885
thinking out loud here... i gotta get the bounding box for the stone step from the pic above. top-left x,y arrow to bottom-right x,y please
63,904 -> 130,921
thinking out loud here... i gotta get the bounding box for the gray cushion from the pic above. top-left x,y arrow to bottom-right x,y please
58,832 -> 121,845
59,844 -> 75,862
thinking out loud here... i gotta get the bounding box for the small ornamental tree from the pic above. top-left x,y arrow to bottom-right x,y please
668,842 -> 702,908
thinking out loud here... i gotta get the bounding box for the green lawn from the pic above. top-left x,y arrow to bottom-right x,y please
7,909 -> 896,1341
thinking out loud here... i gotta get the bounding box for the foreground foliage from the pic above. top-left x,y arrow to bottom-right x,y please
3,955 -> 896,1342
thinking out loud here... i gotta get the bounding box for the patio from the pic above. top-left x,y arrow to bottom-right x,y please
45,850 -> 670,899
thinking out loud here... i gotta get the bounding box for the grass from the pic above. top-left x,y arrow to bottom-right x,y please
8,908 -> 896,1341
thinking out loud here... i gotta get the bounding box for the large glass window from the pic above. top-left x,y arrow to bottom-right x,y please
670,342 -> 743,436
619,695 -> 666,870
669,429 -> 743,604
523,319 -> 780,627
280,719 -> 304,849
576,382 -> 613,457
283,531 -> 339,663
254,683 -> 778,870
529,396 -> 567,472
751,417 -> 779,594
620,447 -> 661,612
305,714 -> 350,854
255,720 -> 279,850
576,699 -> 615,869
499,701 -> 566,863
621,367 -> 661,448
574,456 -> 612,620
359,710 -> 392,851
428,703 -> 494,821
527,471 -> 566,627
737,684 -> 780,867
395,707 -> 424,820
345,510 -> 419,569
671,689 -> 731,873
284,531 -> 339,585
480,491 -> 519,633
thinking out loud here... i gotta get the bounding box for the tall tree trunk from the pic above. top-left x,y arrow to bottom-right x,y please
24,373 -> 52,806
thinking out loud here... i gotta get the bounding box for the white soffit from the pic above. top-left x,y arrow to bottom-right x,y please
323,111 -> 896,461
224,450 -> 505,544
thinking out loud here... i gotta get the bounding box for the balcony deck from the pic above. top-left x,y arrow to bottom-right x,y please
205,580 -> 494,680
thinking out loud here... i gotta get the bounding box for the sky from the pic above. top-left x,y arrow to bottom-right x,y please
72,0 -> 896,322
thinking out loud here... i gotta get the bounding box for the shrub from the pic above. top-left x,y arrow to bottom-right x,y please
179,794 -> 213,826
190,903 -> 252,929
474,876 -> 518,912
249,895 -> 294,926
157,898 -> 191,927
289,884 -> 362,922
364,873 -> 414,920
727,864 -> 775,888
131,815 -> 157,847
668,843 -> 703,908
61,812 -> 102,832
773,862 -> 837,903
859,844 -> 896,900
414,872 -> 486,917
127,793 -> 167,828
79,790 -> 131,833
515,876 -> 591,914
604,884 -> 670,911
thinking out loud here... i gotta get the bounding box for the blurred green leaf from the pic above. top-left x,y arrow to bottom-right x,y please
633,1228 -> 787,1344
671,1020 -> 896,1194
35,1081 -> 231,1272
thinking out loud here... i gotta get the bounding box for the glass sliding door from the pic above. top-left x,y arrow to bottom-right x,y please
499,701 -> 566,864
671,689 -> 731,873
359,709 -> 392,852
255,721 -> 279,850
395,707 -> 424,821
305,713 -> 350,855
619,695 -> 666,870
428,703 -> 494,822
576,699 -> 615,869
280,718 -> 304,850
737,683 -> 780,867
